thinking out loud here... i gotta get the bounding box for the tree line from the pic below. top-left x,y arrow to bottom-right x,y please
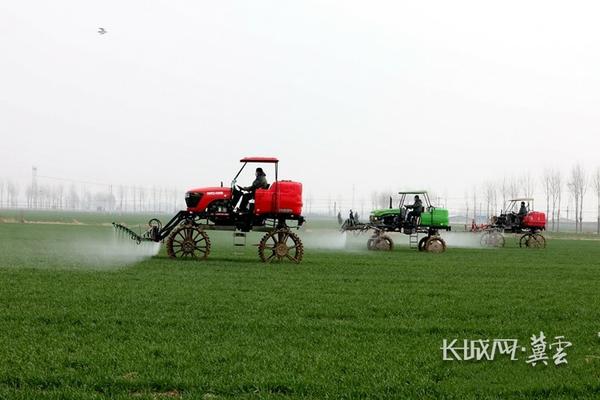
0,179 -> 184,213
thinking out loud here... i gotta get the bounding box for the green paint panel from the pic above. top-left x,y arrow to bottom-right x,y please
419,208 -> 449,227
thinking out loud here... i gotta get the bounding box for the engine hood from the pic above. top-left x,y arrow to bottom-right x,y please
185,187 -> 232,211
186,187 -> 232,195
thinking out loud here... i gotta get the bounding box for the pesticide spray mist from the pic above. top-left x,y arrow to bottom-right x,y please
299,226 -> 489,251
3,225 -> 161,269
63,233 -> 161,266
441,232 -> 486,249
300,229 -> 376,251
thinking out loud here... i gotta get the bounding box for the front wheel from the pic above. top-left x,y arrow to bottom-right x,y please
258,229 -> 304,263
166,225 -> 211,259
367,234 -> 394,251
480,231 -> 505,248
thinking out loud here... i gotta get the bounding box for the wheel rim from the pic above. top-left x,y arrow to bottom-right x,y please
493,233 -> 505,247
480,232 -> 491,247
481,232 -> 504,248
167,225 -> 210,259
375,236 -> 393,251
259,229 -> 304,263
275,242 -> 289,257
426,237 -> 446,253
527,234 -> 545,249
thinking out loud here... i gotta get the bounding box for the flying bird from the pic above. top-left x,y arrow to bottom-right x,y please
98,27 -> 107,35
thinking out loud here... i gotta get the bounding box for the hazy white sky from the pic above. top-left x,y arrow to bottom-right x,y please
1,0 -> 599,205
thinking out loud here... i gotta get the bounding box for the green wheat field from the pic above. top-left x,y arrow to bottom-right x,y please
1,211 -> 600,399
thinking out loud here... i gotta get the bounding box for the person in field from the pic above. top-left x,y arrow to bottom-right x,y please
406,195 -> 423,224
518,201 -> 528,216
516,201 -> 528,225
238,167 -> 269,212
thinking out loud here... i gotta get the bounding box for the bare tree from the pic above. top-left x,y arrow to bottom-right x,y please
6,181 -> 19,208
68,184 -> 79,210
306,193 -> 313,214
82,188 -> 92,211
25,185 -> 32,208
580,170 -> 588,233
550,170 -> 563,232
542,169 -> 552,223
56,184 -> 64,209
370,191 -> 379,209
0,179 -> 5,208
139,187 -> 146,212
117,185 -> 126,212
508,176 -> 519,200
567,181 -> 578,232
491,185 -> 498,216
594,167 -> 600,235
568,164 -> 587,233
499,177 -> 509,209
464,190 -> 470,229
484,182 -> 496,220
472,186 -> 477,224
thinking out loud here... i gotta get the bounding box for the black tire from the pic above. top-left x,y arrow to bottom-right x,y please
166,225 -> 210,259
519,233 -> 529,248
418,237 -> 428,252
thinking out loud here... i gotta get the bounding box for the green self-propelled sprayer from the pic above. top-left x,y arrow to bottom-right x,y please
341,191 -> 451,253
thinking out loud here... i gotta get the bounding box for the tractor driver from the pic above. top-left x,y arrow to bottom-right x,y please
518,201 -> 528,216
516,201 -> 528,224
237,167 -> 269,212
406,195 -> 423,225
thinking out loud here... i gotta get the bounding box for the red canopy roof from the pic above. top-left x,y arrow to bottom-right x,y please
240,157 -> 279,163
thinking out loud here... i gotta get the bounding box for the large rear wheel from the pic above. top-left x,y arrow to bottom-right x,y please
258,229 -> 304,263
520,233 -> 546,248
424,236 -> 446,253
166,225 -> 211,259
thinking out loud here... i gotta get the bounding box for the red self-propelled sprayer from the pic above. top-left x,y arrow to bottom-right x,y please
113,157 -> 305,263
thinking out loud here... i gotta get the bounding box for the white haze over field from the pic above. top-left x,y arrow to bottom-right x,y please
2,1 -> 600,207
3,230 -> 161,269
65,235 -> 161,266
441,232 -> 488,249
302,229 -> 488,251
302,229 -> 357,251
